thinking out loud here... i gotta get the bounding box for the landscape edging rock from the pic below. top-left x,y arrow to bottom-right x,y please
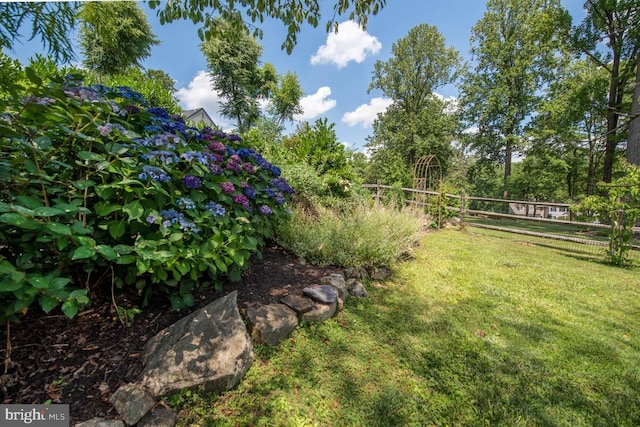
76,271 -> 370,426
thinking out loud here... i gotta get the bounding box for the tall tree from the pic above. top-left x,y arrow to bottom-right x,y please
531,59 -> 609,196
573,0 -> 640,181
459,0 -> 571,198
79,1 -> 159,77
366,23 -> 461,185
628,54 -> 640,166
201,19 -> 276,133
268,71 -> 304,126
0,2 -> 77,63
149,0 -> 386,54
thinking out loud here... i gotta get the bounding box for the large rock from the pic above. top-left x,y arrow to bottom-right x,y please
139,291 -> 254,397
246,303 -> 299,346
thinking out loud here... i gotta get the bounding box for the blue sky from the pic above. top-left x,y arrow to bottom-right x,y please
8,0 -> 587,152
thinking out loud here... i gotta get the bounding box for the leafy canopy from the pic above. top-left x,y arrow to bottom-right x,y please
79,1 -> 160,76
148,0 -> 387,54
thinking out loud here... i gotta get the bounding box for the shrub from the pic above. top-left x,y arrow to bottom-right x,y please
0,69 -> 293,320
276,197 -> 426,269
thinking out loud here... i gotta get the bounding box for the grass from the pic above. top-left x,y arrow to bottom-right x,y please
171,229 -> 640,426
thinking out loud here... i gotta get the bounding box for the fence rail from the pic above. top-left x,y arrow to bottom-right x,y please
362,182 -> 640,255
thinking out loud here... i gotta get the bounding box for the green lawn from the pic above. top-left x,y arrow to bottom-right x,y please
172,229 -> 640,426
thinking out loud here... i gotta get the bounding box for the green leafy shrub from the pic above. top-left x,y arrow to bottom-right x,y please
276,198 -> 426,269
0,69 -> 293,320
573,163 -> 640,267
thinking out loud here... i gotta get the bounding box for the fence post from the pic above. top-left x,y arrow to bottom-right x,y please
460,189 -> 466,225
375,179 -> 381,205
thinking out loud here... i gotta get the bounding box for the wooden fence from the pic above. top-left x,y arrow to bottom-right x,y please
362,182 -> 640,255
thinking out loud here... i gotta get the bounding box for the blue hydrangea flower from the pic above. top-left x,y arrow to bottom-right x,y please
177,198 -> 196,210
205,201 -> 226,217
139,166 -> 170,182
146,215 -> 156,224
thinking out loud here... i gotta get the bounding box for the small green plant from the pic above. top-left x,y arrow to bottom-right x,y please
573,162 -> 640,266
276,197 -> 425,269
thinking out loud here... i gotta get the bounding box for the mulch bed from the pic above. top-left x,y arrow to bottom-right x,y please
0,244 -> 340,423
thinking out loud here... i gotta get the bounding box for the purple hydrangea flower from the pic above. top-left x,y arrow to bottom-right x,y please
208,164 -> 223,175
226,161 -> 241,173
242,162 -> 255,174
208,141 -> 227,153
220,182 -> 235,194
259,205 -> 273,215
233,194 -> 252,210
146,215 -> 156,224
181,175 -> 202,189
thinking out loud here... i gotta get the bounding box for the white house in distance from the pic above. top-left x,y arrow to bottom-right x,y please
183,108 -> 216,128
509,203 -> 570,219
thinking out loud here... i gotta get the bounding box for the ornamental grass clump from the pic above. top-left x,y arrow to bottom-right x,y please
0,69 -> 294,320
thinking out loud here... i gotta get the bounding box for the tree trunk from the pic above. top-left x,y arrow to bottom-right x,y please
627,53 -> 640,166
602,67 -> 621,183
503,137 -> 513,199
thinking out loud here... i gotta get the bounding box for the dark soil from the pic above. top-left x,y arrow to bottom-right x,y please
0,244 -> 340,424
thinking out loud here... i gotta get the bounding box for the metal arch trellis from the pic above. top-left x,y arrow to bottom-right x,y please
413,155 -> 441,195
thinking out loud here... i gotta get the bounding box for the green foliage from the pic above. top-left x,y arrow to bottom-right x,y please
276,198 -> 425,269
79,1 -> 160,77
572,0 -> 639,183
573,163 -> 640,266
148,0 -> 386,54
267,71 -> 303,125
508,146 -> 570,202
201,18 -> 276,133
0,67 -> 293,321
87,67 -> 181,115
366,24 -> 461,184
281,118 -> 357,198
459,0 -> 571,194
0,2 -> 77,63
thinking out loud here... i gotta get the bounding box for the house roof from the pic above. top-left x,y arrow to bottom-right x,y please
183,108 -> 216,127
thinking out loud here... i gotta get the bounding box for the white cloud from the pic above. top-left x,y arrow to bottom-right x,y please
342,97 -> 393,128
296,86 -> 337,121
175,70 -> 234,130
310,21 -> 381,68
433,92 -> 459,114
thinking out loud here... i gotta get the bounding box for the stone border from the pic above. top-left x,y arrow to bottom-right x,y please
75,268 -> 386,427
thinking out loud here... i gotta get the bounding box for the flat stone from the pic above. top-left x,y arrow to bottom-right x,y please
303,285 -> 338,304
246,303 -> 299,346
302,301 -> 337,322
109,383 -> 155,426
280,294 -> 315,314
75,419 -> 125,427
137,406 -> 177,427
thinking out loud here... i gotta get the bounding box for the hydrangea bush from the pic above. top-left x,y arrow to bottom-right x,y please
0,69 -> 294,320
